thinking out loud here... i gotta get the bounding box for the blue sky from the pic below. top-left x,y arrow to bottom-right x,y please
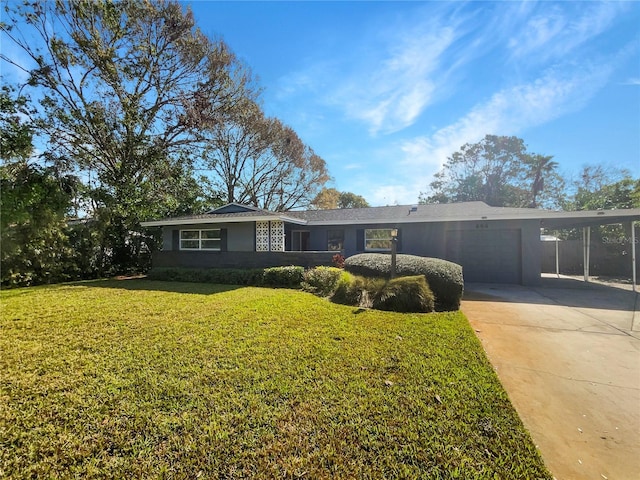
1,1 -> 638,207
187,0 -> 640,206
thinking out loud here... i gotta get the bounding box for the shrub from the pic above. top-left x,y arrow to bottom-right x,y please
330,271 -> 358,305
331,273 -> 434,313
147,266 -> 302,288
344,253 -> 463,311
372,275 -> 435,313
332,253 -> 345,269
301,266 -> 343,297
262,266 -> 304,287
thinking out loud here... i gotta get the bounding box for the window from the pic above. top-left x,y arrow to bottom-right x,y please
292,231 -> 311,251
327,229 -> 344,251
365,229 -> 393,251
180,229 -> 221,250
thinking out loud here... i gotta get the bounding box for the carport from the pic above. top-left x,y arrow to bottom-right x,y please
538,210 -> 640,291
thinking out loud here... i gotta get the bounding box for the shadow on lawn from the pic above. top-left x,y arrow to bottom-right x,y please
463,276 -> 637,313
88,277 -> 244,295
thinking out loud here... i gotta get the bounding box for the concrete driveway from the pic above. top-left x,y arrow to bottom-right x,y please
462,278 -> 640,480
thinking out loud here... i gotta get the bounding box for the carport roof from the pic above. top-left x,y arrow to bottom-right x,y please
141,201 -> 640,228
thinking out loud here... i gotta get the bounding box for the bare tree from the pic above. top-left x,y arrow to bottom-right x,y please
205,102 -> 330,211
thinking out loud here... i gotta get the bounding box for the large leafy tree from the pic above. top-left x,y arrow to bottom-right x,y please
311,187 -> 341,209
338,191 -> 369,209
552,165 -> 639,241
1,0 -> 254,272
0,85 -> 34,161
567,165 -> 639,211
421,135 -> 564,208
311,188 -> 370,209
0,86 -> 77,286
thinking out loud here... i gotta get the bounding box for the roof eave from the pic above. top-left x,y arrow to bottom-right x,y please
304,210 -> 640,226
141,215 -> 307,227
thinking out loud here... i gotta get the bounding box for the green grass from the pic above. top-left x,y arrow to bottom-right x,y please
0,280 -> 551,479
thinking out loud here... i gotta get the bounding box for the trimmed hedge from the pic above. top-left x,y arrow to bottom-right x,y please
262,266 -> 305,288
343,253 -> 464,311
147,266 -> 304,288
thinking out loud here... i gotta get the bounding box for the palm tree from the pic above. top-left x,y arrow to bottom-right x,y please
526,154 -> 558,208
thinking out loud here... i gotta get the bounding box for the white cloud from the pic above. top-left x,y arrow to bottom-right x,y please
368,184 -> 418,207
342,163 -> 362,171
399,62 -> 613,176
508,2 -> 627,60
337,20 -> 458,135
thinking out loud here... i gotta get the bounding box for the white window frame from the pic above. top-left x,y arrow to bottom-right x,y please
365,228 -> 393,252
180,229 -> 221,251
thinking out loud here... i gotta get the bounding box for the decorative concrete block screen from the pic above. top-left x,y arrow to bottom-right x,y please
256,221 -> 270,252
256,220 -> 285,252
270,220 -> 284,252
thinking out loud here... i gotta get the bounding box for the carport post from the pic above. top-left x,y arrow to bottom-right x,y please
555,235 -> 560,278
583,226 -> 591,282
632,221 -> 636,293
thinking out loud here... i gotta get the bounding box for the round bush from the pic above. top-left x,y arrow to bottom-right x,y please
301,266 -> 343,297
330,271 -> 359,305
343,253 -> 463,311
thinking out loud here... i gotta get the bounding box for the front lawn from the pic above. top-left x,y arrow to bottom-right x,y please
0,280 -> 550,479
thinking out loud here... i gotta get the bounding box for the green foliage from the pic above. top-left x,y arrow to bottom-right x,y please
0,85 -> 34,161
148,266 -> 304,288
338,191 -> 369,209
372,275 -> 435,313
420,134 -> 564,208
330,270 -> 358,305
344,253 -> 464,311
2,0 -> 253,274
262,265 -> 305,287
0,163 -> 77,287
557,166 -> 640,241
311,187 -> 370,209
570,169 -> 639,211
330,274 -> 435,313
0,281 -> 552,479
301,266 -> 344,297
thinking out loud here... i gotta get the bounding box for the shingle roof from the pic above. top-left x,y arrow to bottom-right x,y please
141,201 -> 640,228
287,202 -> 539,223
141,208 -> 307,227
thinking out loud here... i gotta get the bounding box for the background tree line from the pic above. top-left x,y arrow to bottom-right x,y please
419,134 -> 639,245
420,134 -> 639,212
